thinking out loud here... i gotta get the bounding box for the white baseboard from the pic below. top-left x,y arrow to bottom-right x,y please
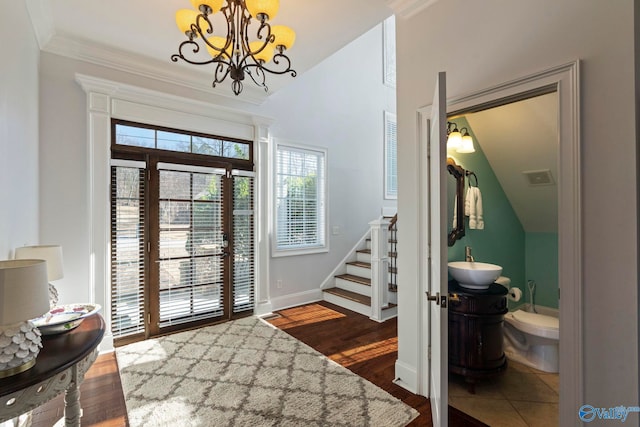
394,360 -> 419,394
270,289 -> 323,312
99,333 -> 115,354
255,301 -> 274,317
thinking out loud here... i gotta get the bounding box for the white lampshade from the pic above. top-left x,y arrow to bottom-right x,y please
447,130 -> 462,150
457,134 -> 476,153
15,245 -> 64,281
0,260 -> 50,324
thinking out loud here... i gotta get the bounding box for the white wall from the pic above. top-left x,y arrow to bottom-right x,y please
37,22 -> 395,310
395,0 -> 638,418
261,23 -> 396,306
0,2 -> 40,259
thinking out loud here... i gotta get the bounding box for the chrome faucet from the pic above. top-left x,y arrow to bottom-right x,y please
465,246 -> 474,262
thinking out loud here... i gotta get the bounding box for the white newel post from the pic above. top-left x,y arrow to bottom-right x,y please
369,218 -> 390,321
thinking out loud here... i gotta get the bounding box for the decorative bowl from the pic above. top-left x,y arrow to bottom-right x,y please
31,303 -> 102,335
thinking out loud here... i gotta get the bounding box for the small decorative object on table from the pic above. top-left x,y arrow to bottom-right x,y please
32,304 -> 101,335
0,260 -> 50,378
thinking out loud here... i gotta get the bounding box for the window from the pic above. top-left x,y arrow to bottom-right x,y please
115,122 -> 251,160
274,143 -> 327,255
383,15 -> 396,88
385,111 -> 398,199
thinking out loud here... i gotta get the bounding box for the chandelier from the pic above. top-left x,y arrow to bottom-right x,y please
172,0 -> 297,96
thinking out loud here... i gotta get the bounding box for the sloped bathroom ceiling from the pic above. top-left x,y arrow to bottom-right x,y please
464,93 -> 558,233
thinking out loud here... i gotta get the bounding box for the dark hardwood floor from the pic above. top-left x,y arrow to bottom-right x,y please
268,301 -> 487,427
31,301 -> 486,427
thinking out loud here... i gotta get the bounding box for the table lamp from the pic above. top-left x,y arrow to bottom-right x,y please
14,245 -> 63,307
0,259 -> 50,378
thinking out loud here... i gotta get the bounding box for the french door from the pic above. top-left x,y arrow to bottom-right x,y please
151,162 -> 230,335
111,155 -> 255,343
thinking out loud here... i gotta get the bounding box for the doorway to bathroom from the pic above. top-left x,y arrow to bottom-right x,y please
418,62 -> 581,426
445,91 -> 561,426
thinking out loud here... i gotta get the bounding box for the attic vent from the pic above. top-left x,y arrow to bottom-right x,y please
523,169 -> 555,186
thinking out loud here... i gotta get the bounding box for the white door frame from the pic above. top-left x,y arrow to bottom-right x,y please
416,61 -> 581,426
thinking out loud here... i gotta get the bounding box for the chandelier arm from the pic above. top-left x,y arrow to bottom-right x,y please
212,62 -> 232,87
193,13 -> 214,38
171,40 -> 219,65
258,53 -> 297,76
243,63 -> 268,91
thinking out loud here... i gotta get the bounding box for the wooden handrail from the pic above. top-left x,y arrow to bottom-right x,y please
388,213 -> 398,230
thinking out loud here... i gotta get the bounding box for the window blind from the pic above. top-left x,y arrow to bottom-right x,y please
275,144 -> 326,251
232,170 -> 255,313
110,163 -> 146,338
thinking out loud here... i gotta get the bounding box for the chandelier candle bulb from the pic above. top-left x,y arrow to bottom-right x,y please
249,41 -> 274,63
176,9 -> 202,37
244,0 -> 279,21
190,0 -> 223,14
205,36 -> 229,58
271,25 -> 296,50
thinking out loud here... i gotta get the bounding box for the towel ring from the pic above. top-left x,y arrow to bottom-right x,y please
466,171 -> 478,187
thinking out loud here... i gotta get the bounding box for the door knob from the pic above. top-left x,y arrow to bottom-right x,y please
426,291 -> 440,305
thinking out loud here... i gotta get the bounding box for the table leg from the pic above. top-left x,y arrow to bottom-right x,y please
63,366 -> 81,427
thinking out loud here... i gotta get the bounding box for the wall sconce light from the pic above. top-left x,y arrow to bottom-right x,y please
447,121 -> 475,153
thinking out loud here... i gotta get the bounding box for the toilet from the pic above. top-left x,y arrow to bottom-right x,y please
503,309 -> 559,373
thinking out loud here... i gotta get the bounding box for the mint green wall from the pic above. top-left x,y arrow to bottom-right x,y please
447,118 -> 526,294
525,233 -> 559,309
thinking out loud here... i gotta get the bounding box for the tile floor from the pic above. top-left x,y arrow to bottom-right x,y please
449,360 -> 559,427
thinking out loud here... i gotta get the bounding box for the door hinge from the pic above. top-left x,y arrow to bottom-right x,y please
147,241 -> 150,253
147,312 -> 151,325
428,346 -> 431,360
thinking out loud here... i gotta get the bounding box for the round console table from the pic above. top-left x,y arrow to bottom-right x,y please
448,281 -> 508,393
0,314 -> 105,426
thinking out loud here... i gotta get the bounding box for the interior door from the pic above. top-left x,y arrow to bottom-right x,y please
427,71 -> 449,426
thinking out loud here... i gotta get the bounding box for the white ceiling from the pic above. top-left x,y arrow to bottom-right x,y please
463,93 -> 559,233
26,0 -> 396,103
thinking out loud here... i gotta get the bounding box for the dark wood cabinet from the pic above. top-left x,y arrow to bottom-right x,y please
448,280 -> 508,393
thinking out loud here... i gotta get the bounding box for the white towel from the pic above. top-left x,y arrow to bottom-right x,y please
466,187 -> 484,230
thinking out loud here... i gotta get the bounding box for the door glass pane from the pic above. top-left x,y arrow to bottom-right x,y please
158,169 -> 225,327
233,174 -> 255,313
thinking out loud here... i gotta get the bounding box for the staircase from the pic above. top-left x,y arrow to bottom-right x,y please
322,217 -> 398,322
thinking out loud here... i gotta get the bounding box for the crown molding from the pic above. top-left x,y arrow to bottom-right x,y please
44,33 -> 270,106
385,0 -> 442,19
25,0 -> 55,49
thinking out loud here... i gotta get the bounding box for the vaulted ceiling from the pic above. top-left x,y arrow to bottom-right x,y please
26,0 -> 401,103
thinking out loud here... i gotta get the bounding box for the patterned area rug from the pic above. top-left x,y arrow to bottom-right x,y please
116,316 -> 418,427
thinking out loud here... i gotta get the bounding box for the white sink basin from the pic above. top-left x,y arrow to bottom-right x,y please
448,261 -> 503,290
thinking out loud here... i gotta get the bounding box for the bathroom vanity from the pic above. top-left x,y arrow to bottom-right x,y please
448,280 -> 508,393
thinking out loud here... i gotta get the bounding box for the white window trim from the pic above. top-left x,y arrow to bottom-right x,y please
75,73 -> 275,350
384,111 -> 398,200
383,15 -> 397,89
272,139 -> 329,257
